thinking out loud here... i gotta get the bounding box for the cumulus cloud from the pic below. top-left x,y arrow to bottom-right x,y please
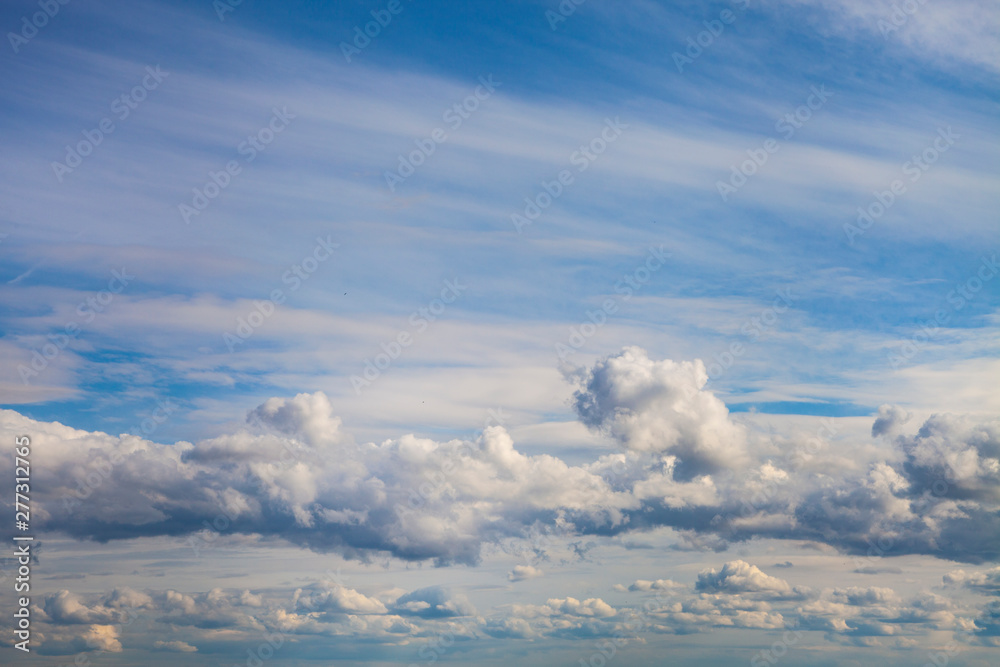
571,347 -> 748,478
872,404 -> 910,438
104,587 -> 155,611
25,573 -> 997,657
628,579 -> 684,592
789,584 -> 967,640
2,347 -> 999,566
247,392 -> 346,449
497,596 -> 620,639
974,599 -> 1000,637
830,586 -> 901,607
482,616 -> 536,639
546,597 -> 616,618
943,567 -> 1000,595
293,583 -> 388,615
0,397 -> 621,565
658,591 -> 787,632
38,622 -> 125,656
149,588 -> 258,630
389,587 -> 475,619
695,560 -> 810,600
508,565 -> 543,582
43,591 -> 123,625
81,625 -> 122,652
152,640 -> 198,652
897,413 -> 1000,503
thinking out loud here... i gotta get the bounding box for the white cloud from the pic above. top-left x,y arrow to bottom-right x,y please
695,560 -> 809,600
628,579 -> 684,592
571,346 -> 748,478
943,567 -> 1000,594
2,348 -> 998,567
830,586 -> 901,607
508,565 -> 543,582
152,640 -> 198,652
546,597 -> 617,618
294,583 -> 388,615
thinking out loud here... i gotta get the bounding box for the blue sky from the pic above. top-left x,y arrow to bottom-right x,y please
0,0 -> 998,664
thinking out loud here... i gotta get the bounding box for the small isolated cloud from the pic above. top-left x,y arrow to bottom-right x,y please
390,587 -> 475,619
43,591 -> 120,625
153,640 -> 197,652
628,578 -> 684,592
545,597 -> 616,618
508,565 -> 543,582
82,625 -> 122,653
872,404 -> 910,438
247,391 -> 347,449
854,566 -> 903,575
696,560 -> 809,599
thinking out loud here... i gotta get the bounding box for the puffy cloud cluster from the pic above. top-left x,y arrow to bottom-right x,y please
617,562 -> 1000,645
27,558 -> 1000,657
794,585 -> 965,642
871,403 -> 910,438
779,412 -> 1000,564
31,587 -> 155,656
293,582 -> 387,615
615,560 -> 988,640
2,347 -> 999,567
943,567 -> 1000,595
545,597 -> 616,618
627,578 -> 684,592
389,587 -> 476,619
897,413 -> 1000,503
660,595 -> 787,631
42,590 -> 132,625
0,393 -> 625,566
571,347 -> 748,478
695,560 -> 811,600
31,583 -> 425,656
491,597 -> 621,640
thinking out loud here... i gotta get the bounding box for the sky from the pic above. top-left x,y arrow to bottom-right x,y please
0,0 -> 998,664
